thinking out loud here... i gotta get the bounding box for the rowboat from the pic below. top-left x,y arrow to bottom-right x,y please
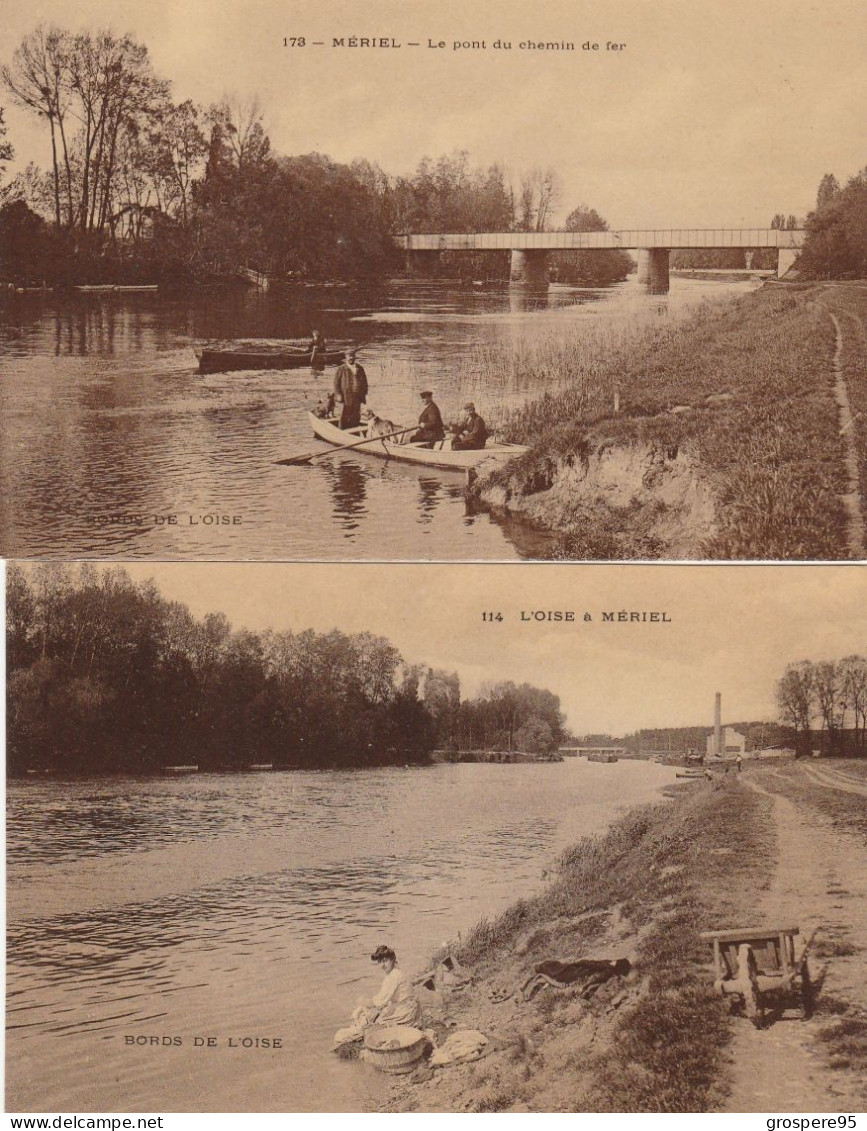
196,339 -> 353,375
307,412 -> 529,471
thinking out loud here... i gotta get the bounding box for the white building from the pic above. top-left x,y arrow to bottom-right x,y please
706,726 -> 746,757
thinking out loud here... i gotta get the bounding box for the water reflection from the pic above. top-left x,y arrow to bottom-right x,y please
6,762 -> 676,1112
417,477 -> 442,523
323,460 -> 368,533
508,284 -> 553,314
1,278 -> 757,560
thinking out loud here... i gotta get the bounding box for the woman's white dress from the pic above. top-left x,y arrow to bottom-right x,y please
332,966 -> 422,1048
369,967 -> 423,1026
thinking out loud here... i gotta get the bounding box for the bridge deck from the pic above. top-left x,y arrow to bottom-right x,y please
397,229 -> 805,251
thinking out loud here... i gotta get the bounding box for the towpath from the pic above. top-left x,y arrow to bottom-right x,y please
722,769 -> 867,1112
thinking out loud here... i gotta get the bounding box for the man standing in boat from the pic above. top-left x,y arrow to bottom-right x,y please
333,349 -> 368,429
408,391 -> 445,447
451,402 -> 488,451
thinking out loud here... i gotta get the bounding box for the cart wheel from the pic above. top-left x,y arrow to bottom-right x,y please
800,961 -> 814,1020
738,944 -> 765,1029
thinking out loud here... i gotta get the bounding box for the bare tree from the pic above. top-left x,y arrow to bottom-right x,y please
0,106 -> 14,182
776,660 -> 815,755
2,25 -> 74,225
208,94 -> 270,171
516,166 -> 560,231
813,660 -> 845,755
151,100 -> 206,229
840,654 -> 867,756
65,30 -> 167,233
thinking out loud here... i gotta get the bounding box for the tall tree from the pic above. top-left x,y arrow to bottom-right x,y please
150,100 -> 207,229
839,655 -> 867,756
552,203 -> 633,284
813,660 -> 845,755
208,95 -> 270,172
798,166 -> 867,278
65,30 -> 167,234
423,668 -> 461,747
816,173 -> 840,210
516,165 -> 559,231
0,106 -> 13,181
776,660 -> 815,755
2,25 -> 73,225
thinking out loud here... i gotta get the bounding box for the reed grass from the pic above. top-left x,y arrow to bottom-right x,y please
471,286 -> 856,559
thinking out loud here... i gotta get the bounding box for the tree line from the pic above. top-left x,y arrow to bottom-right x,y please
776,656 -> 867,757
796,167 -> 867,279
0,24 -> 631,286
613,722 -> 793,757
6,564 -> 565,776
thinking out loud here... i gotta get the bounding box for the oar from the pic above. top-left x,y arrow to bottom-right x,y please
276,426 -> 416,466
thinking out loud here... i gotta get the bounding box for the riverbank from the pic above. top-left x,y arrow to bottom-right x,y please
473,283 -> 867,560
381,762 -> 867,1112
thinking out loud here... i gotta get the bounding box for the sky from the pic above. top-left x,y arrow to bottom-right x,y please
50,561 -> 867,736
2,0 -> 865,227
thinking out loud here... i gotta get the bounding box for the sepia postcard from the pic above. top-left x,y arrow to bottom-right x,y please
3,0 -> 867,1121
0,0 -> 865,563
5,560 -> 867,1115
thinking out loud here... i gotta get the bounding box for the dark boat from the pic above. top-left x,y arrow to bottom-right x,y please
195,338 -> 354,375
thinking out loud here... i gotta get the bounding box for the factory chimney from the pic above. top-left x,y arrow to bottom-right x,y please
714,692 -> 722,758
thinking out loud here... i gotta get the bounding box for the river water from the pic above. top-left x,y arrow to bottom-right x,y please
6,758 -> 676,1112
0,276 -> 754,561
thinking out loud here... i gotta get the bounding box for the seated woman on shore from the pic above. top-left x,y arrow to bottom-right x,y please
332,945 -> 423,1050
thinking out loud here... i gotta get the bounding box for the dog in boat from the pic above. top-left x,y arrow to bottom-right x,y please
313,392 -> 337,420
363,408 -> 402,441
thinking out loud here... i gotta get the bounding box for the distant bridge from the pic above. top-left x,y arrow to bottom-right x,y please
395,229 -> 805,293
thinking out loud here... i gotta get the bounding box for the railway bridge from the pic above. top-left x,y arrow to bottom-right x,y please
394,229 -> 805,293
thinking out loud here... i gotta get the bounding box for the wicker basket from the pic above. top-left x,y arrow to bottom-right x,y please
363,1025 -> 426,1074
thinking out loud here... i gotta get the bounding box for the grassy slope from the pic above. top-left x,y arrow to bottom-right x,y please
478,285 -> 857,559
387,780 -> 773,1113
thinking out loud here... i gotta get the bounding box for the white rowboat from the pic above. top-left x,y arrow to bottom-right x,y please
307,412 -> 529,472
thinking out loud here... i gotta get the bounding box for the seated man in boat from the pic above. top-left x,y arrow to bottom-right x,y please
333,349 -> 368,429
331,945 -> 423,1050
451,402 -> 488,451
408,390 -> 445,447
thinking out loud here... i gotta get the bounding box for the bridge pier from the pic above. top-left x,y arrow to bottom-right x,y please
636,248 -> 650,285
637,248 -> 670,294
777,248 -> 799,278
510,249 -> 549,285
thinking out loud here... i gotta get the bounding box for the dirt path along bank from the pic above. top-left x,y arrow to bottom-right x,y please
724,771 -> 867,1111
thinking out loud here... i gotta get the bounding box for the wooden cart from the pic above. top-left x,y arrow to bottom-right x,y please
699,925 -> 814,1028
